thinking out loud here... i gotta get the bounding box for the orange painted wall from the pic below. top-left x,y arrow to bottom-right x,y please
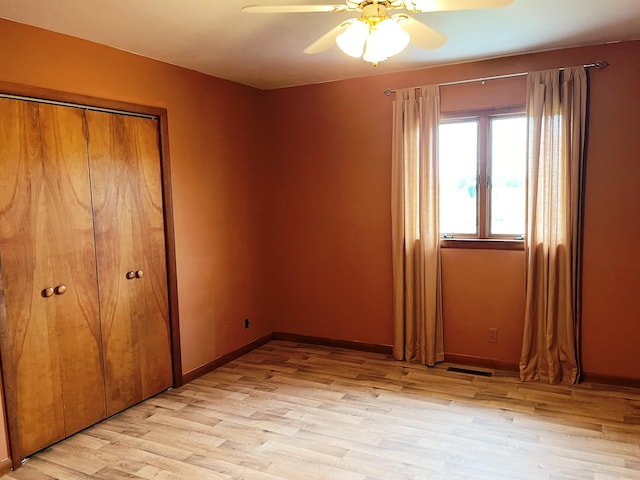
264,79 -> 394,345
0,18 -> 275,463
580,42 -> 640,380
441,249 -> 525,365
264,40 -> 640,381
0,19 -> 273,377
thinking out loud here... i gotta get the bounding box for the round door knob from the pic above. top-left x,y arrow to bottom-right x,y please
42,287 -> 55,298
126,271 -> 136,280
55,285 -> 67,295
135,270 -> 144,279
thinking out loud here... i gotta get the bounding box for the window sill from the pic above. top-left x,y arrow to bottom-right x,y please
440,239 -> 524,251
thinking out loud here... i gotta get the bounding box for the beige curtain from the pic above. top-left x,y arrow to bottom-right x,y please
391,86 -> 444,366
520,67 -> 587,384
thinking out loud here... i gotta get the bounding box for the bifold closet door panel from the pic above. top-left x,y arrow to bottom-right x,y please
87,111 -> 172,416
0,99 -> 107,460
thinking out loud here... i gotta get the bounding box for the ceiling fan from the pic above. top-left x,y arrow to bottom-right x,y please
242,0 -> 513,65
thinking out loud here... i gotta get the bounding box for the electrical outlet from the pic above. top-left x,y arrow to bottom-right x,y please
244,318 -> 250,329
488,328 -> 498,343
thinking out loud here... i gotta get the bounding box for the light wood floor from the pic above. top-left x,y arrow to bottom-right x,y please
5,340 -> 640,479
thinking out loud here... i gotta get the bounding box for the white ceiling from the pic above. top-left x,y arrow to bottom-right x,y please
1,0 -> 639,90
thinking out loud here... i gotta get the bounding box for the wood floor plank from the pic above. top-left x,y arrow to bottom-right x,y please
5,340 -> 640,479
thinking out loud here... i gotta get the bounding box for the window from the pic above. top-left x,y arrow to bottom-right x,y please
439,111 -> 526,240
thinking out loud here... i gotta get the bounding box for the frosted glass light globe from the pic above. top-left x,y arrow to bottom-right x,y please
336,20 -> 369,58
363,18 -> 409,64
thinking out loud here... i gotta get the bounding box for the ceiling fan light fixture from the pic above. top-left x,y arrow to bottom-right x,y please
337,15 -> 409,65
336,19 -> 369,57
244,0 -> 513,64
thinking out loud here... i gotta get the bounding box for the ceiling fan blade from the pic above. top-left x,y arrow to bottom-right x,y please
242,4 -> 347,13
407,0 -> 512,12
394,15 -> 446,50
304,20 -> 353,54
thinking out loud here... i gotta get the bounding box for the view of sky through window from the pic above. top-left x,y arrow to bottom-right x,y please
439,120 -> 478,235
490,116 -> 526,236
439,114 -> 526,238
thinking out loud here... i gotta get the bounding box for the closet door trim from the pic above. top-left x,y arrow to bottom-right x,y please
0,93 -> 157,119
0,81 -> 184,389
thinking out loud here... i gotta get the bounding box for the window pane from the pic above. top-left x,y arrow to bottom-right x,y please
439,121 -> 478,235
490,116 -> 526,235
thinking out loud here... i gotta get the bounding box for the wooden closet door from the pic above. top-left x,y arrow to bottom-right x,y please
0,99 -> 107,461
86,111 -> 172,416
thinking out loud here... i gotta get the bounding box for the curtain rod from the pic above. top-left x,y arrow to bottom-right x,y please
383,60 -> 608,96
